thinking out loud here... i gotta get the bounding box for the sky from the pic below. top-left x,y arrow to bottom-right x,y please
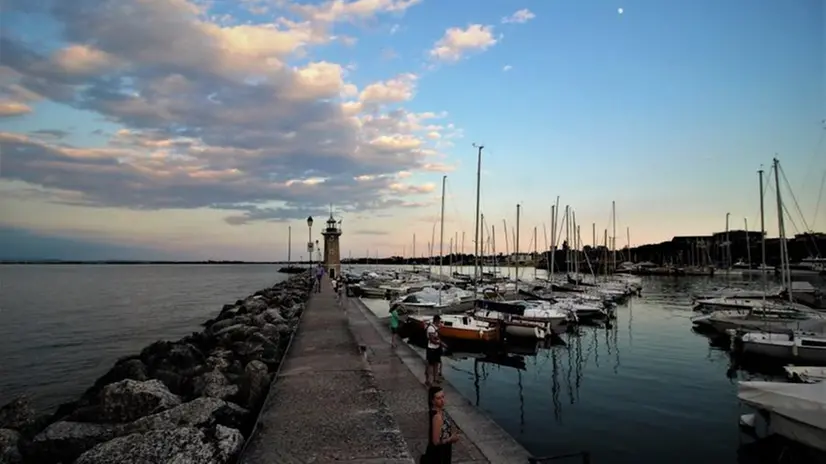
0,0 -> 824,261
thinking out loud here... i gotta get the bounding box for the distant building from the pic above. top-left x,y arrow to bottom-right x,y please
508,253 -> 534,265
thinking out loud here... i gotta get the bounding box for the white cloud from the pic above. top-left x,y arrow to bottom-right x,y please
429,24 -> 498,62
0,0 -> 451,225
359,73 -> 417,104
502,9 -> 536,24
502,65 -> 513,72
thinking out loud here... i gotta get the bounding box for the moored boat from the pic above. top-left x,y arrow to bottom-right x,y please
739,330 -> 826,364
407,314 -> 500,342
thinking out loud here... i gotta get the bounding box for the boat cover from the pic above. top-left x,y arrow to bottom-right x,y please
738,381 -> 826,451
475,299 -> 527,315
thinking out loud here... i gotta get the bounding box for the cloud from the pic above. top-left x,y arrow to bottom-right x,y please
502,65 -> 513,72
502,9 -> 536,24
30,129 -> 70,139
0,101 -> 32,117
0,0 -> 450,226
429,24 -> 498,62
359,73 -> 417,105
354,229 -> 389,236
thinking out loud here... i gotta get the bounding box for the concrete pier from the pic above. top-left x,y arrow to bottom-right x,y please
239,278 -> 532,463
239,278 -> 413,463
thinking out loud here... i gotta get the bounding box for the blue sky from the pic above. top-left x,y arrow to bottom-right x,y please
0,0 -> 823,260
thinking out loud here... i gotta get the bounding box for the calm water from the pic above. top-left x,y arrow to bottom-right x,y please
0,264 -> 287,411
1,264 -> 822,463
434,271 -> 825,464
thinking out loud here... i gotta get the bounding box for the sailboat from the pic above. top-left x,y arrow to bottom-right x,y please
693,161 -> 826,336
278,225 -> 306,274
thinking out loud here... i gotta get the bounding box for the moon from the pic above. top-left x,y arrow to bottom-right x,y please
618,7 -> 624,14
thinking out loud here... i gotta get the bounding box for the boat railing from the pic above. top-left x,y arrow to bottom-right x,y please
528,450 -> 592,463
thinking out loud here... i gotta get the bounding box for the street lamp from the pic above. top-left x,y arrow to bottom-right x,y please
307,216 -> 314,269
316,239 -> 321,264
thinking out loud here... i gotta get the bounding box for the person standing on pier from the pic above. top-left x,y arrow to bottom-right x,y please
314,264 -> 324,293
389,305 -> 400,348
425,315 -> 443,386
423,386 -> 459,463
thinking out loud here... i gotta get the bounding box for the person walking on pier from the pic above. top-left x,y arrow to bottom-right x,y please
425,315 -> 443,386
422,386 -> 459,463
314,264 -> 324,293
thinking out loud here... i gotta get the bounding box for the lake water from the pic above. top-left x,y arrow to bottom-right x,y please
1,264 -> 822,463
0,264 -> 287,411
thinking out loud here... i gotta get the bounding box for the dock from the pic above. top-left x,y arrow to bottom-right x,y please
239,277 -> 533,464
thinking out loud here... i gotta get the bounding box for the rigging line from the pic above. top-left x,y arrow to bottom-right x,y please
799,121 -> 826,194
813,169 -> 826,232
778,163 -> 812,232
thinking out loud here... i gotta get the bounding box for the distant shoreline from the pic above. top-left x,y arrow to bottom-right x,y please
0,261 -> 298,265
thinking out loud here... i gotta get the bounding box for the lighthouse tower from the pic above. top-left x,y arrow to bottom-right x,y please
322,212 -> 342,279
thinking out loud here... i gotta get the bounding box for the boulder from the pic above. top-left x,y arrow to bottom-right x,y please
0,396 -> 35,431
25,421 -> 115,463
118,397 -> 249,435
99,379 -> 181,423
261,308 -> 286,324
0,428 -> 22,464
74,425 -> 243,464
240,297 -> 267,315
192,370 -> 238,400
239,360 -> 270,410
211,425 -> 245,462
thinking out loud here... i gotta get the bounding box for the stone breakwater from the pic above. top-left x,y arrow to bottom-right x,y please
0,273 -> 314,464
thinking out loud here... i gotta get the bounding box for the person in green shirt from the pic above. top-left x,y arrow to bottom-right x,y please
389,305 -> 400,348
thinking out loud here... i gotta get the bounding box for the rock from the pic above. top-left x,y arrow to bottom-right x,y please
74,426 -> 243,464
205,349 -> 233,372
0,428 -> 22,464
279,303 -> 303,320
99,379 -> 181,423
118,397 -> 249,435
212,323 -> 246,338
261,307 -> 285,324
140,342 -> 204,376
242,297 -> 267,315
192,370 -> 238,400
25,421 -> 115,463
208,317 -> 239,334
239,360 -> 270,410
211,425 -> 244,462
91,358 -> 149,392
0,396 -> 34,431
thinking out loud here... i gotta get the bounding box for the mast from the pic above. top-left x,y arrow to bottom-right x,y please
455,232 -> 458,270
744,218 -> 752,273
569,211 -> 580,285
480,214 -> 486,276
472,144 -> 484,285
549,205 -> 557,291
725,212 -> 730,278
564,206 -> 570,275
592,223 -> 596,249
491,225 -> 497,276
288,226 -> 292,265
515,204 -> 521,292
759,166 -> 766,291
626,227 -> 631,263
773,158 -> 792,302
612,201 -> 617,274
439,175 -> 446,304
533,226 -> 538,279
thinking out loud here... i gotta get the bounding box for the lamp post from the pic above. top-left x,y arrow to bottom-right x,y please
315,239 -> 320,264
307,216 -> 314,269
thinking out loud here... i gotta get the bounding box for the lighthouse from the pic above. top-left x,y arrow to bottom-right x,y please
322,212 -> 342,279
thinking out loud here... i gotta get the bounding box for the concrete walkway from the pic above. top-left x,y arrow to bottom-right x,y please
345,296 -> 533,464
239,277 -> 414,463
